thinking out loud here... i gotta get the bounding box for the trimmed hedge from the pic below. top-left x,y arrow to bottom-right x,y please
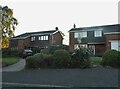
26,53 -> 53,68
2,48 -> 22,57
53,49 -> 71,68
101,50 -> 120,68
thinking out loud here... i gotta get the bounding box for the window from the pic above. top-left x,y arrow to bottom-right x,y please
31,36 -> 35,41
74,31 -> 87,38
38,36 -> 41,40
74,32 -> 78,38
41,36 -> 44,40
45,36 -> 48,40
80,32 -> 87,38
39,36 -> 48,41
94,30 -> 102,37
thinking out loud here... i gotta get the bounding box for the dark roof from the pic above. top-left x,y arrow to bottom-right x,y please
69,24 -> 119,32
14,30 -> 57,38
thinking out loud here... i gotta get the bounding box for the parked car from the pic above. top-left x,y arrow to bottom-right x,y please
22,49 -> 33,58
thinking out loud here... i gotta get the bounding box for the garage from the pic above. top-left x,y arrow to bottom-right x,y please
111,40 -> 120,51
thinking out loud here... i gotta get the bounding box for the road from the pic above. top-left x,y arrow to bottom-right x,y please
2,68 -> 119,89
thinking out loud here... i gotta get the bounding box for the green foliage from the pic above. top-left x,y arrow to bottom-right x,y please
46,45 -> 69,54
2,48 -> 22,57
53,49 -> 71,68
70,48 -> 93,68
26,53 -> 53,68
1,6 -> 18,48
101,50 -> 120,68
2,56 -> 19,67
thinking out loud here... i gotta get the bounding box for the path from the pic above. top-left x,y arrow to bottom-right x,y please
2,59 -> 26,72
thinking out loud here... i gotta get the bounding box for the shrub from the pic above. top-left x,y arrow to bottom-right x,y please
26,53 -> 53,68
46,45 -> 69,54
70,47 -> 93,68
53,49 -> 71,68
2,48 -> 22,57
101,50 -> 120,68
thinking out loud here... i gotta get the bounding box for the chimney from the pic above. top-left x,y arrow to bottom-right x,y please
73,24 -> 76,28
55,27 -> 58,31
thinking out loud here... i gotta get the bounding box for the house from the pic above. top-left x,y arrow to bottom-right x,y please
69,24 -> 120,56
10,27 -> 64,50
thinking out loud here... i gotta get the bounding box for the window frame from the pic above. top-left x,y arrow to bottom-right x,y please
94,30 -> 102,37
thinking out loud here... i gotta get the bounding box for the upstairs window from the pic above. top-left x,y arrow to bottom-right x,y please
74,31 -> 87,38
94,30 -> 102,37
74,32 -> 78,38
39,36 -> 48,41
31,36 -> 35,41
80,32 -> 87,38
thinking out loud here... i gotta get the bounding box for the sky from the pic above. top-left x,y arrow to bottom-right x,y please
1,0 -> 118,45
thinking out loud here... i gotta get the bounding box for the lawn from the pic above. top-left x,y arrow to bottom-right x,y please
2,56 -> 20,67
89,57 -> 102,65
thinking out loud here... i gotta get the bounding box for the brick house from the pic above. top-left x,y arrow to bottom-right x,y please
10,27 -> 64,50
69,24 -> 120,56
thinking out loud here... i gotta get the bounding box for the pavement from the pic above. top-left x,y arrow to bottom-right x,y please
2,59 -> 26,72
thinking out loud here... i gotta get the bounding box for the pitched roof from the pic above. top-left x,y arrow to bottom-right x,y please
13,29 -> 58,39
69,24 -> 119,32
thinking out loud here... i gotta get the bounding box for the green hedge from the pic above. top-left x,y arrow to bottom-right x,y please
53,49 -> 71,68
26,53 -> 53,68
2,48 -> 22,57
101,50 -> 120,68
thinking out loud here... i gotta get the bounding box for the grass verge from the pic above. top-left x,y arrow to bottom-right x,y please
2,56 -> 20,67
89,57 -> 102,65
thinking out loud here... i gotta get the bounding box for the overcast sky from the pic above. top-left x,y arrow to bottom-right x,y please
1,0 -> 118,45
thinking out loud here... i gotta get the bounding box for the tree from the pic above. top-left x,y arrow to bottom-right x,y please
1,6 -> 18,48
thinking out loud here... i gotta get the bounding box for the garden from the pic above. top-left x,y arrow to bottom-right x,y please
25,46 -> 120,69
2,48 -> 21,67
2,46 -> 120,69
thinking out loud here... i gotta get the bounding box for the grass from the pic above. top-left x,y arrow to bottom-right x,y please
89,56 -> 102,65
2,56 -> 20,67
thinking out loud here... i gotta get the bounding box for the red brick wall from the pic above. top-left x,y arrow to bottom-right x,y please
52,32 -> 63,45
24,38 -> 30,49
105,34 -> 120,51
69,32 -> 74,52
18,39 -> 24,49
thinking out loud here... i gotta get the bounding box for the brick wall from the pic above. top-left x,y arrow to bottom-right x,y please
52,32 -> 63,45
69,32 -> 74,52
105,34 -> 120,51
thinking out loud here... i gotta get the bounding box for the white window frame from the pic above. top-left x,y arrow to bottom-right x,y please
94,30 -> 102,37
74,32 -> 78,38
45,36 -> 48,40
41,36 -> 44,40
31,36 -> 35,41
38,36 -> 41,40
80,31 -> 87,38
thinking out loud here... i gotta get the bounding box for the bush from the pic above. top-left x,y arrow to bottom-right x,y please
26,53 -> 53,68
101,50 -> 120,68
2,48 -> 22,57
53,49 -> 71,68
70,47 -> 93,68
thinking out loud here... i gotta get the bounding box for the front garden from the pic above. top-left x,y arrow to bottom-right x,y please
2,48 -> 21,67
2,46 -> 120,69
25,46 -> 120,69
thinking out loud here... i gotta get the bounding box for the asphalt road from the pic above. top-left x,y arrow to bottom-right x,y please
2,68 -> 119,89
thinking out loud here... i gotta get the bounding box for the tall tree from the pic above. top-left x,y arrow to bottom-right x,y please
1,6 -> 18,48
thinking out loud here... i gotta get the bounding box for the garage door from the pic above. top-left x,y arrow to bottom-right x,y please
111,40 -> 120,51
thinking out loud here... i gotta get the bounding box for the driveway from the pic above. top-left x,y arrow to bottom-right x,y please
2,59 -> 26,72
2,68 -> 119,88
